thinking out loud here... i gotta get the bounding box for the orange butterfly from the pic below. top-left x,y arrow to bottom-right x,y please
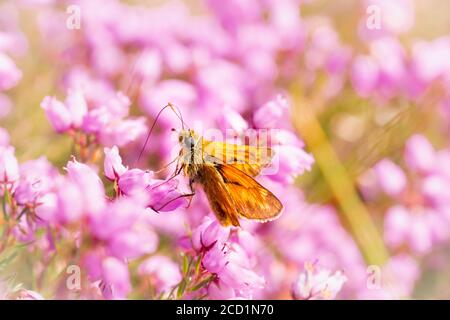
143,104 -> 283,227
176,127 -> 283,227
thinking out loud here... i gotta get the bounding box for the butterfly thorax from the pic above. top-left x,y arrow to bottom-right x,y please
178,129 -> 208,179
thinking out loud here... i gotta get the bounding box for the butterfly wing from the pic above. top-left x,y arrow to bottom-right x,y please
199,164 -> 241,226
201,139 -> 273,177
198,163 -> 283,226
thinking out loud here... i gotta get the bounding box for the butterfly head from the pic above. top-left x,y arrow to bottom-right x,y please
177,129 -> 198,152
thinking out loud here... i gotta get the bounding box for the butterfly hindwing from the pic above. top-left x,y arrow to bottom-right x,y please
197,164 -> 241,226
198,163 -> 283,226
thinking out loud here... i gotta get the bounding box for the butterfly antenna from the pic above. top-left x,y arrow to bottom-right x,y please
168,102 -> 187,129
136,104 -> 171,164
135,103 -> 187,165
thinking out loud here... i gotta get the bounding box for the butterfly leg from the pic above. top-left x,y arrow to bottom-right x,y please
150,160 -> 184,190
150,172 -> 195,213
185,178 -> 196,208
152,190 -> 196,212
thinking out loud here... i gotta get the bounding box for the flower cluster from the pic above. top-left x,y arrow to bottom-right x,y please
372,135 -> 450,255
1,0 -> 450,301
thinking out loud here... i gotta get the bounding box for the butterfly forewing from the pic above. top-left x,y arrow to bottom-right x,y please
201,140 -> 273,176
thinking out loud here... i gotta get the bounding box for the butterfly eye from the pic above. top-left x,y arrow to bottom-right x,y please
178,135 -> 183,143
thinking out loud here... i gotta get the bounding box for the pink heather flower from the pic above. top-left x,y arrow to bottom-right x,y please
326,46 -> 351,76
373,159 -> 407,197
352,38 -> 407,100
0,27 -> 28,56
404,134 -> 436,173
234,229 -> 262,259
17,0 -> 55,7
218,245 -> 265,294
192,216 -> 230,251
149,211 -> 190,238
135,49 -> 162,84
40,96 -> 72,132
14,176 -> 45,206
81,107 -> 112,134
383,205 -> 412,250
267,0 -> 304,51
219,106 -> 248,135
371,38 -> 407,93
0,93 -> 12,118
12,213 -> 35,243
98,117 -> 147,147
208,281 -> 237,300
241,47 -> 278,87
34,192 -> 57,222
422,174 -> 450,207
383,205 -> 444,255
40,159 -> 105,224
304,22 -> 341,73
202,242 -> 229,274
139,80 -> 197,122
104,146 -> 127,180
359,0 -> 415,41
14,289 -> 44,300
384,254 -> 420,298
433,149 -> 450,180
0,127 -> 10,146
291,262 -> 347,300
271,144 -> 314,184
196,61 -> 247,113
89,197 -> 159,260
253,95 -> 291,130
358,254 -> 420,299
55,180 -> 85,224
91,40 -> 126,78
14,157 -> 58,206
138,255 -> 182,294
101,257 -> 131,300
83,250 -> 104,281
266,191 -> 366,297
147,179 -> 189,212
65,159 -> 105,213
255,129 -> 314,184
108,226 -> 158,260
105,92 -> 131,119
411,37 -> 450,84
40,90 -> 88,133
90,196 -> 158,259
206,0 -> 262,31
161,40 -> 192,75
62,67 -> 116,107
351,55 -> 378,97
118,168 -> 188,211
202,242 -> 265,298
89,196 -> 145,240
0,52 -> 22,90
375,134 -> 450,255
118,168 -> 153,196
64,89 -> 88,127
0,145 -> 19,183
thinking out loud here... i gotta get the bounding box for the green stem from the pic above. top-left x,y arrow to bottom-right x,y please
291,88 -> 389,266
